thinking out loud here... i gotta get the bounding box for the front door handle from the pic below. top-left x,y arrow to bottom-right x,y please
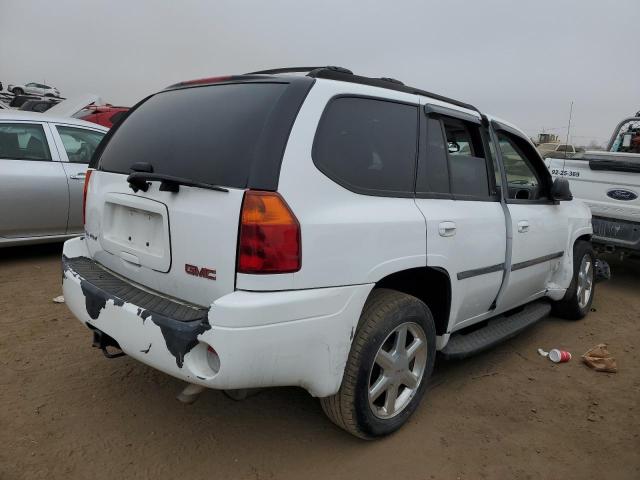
439,221 -> 457,237
69,172 -> 86,180
517,221 -> 530,233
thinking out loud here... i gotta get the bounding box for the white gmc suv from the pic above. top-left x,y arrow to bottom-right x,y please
63,66 -> 598,438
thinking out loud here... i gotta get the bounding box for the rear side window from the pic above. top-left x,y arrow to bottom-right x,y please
0,123 -> 51,161
57,126 -> 105,164
313,97 -> 418,196
97,83 -> 289,188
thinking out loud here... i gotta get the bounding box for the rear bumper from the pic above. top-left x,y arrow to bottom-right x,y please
62,238 -> 372,397
591,216 -> 640,253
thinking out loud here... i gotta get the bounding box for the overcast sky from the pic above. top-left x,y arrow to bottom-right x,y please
1,0 -> 638,146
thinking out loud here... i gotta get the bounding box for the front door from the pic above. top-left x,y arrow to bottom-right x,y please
494,127 -> 567,310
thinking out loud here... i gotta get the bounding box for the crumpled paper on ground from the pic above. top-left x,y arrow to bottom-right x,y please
582,344 -> 617,373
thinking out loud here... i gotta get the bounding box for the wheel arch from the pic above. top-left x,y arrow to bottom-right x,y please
372,267 -> 452,336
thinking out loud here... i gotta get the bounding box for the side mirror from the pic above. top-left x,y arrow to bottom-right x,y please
448,141 -> 460,153
551,177 -> 573,202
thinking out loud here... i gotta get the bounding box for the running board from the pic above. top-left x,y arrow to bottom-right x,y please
440,301 -> 551,360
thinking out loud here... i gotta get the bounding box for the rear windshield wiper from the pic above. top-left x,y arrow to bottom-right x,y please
127,172 -> 229,193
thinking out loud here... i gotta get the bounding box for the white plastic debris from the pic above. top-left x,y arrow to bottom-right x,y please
537,348 -> 549,357
52,295 -> 65,304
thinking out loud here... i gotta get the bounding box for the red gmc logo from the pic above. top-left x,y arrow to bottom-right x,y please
185,264 -> 217,281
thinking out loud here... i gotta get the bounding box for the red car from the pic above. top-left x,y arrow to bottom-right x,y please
72,104 -> 129,128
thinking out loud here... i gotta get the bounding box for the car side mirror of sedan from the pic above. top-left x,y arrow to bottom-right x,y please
551,177 -> 573,202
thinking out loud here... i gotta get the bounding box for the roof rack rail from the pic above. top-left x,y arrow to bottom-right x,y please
244,66 -> 480,113
379,77 -> 404,85
308,68 -> 480,113
246,66 -> 353,75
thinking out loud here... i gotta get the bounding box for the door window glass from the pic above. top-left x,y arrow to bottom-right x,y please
57,126 -> 105,164
442,118 -> 490,198
0,123 -> 51,161
498,133 -> 545,201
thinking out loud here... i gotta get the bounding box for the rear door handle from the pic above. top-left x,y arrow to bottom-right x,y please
517,221 -> 530,233
69,172 -> 86,180
439,221 -> 457,237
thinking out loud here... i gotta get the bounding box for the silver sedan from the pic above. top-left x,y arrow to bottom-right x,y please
0,111 -> 108,247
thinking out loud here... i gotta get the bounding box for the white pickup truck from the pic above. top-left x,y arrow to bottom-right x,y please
546,113 -> 640,258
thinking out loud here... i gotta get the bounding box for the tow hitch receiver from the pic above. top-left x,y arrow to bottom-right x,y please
89,325 -> 126,359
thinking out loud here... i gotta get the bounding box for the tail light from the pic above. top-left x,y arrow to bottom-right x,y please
238,190 -> 301,274
82,169 -> 94,225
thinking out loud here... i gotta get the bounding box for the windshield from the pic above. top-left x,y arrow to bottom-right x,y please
97,83 -> 289,188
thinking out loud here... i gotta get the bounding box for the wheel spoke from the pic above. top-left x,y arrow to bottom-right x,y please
406,337 -> 424,360
375,349 -> 395,371
384,384 -> 399,415
394,325 -> 408,354
401,370 -> 419,389
369,375 -> 390,401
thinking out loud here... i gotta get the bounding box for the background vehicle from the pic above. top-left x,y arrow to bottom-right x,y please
9,82 -> 60,97
538,142 -> 581,158
9,95 -> 41,108
62,67 -> 595,439
44,94 -> 128,127
72,104 -> 129,128
546,112 -> 640,258
19,98 -> 58,113
0,111 -> 107,247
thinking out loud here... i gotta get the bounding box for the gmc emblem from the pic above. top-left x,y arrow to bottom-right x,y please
185,264 -> 217,281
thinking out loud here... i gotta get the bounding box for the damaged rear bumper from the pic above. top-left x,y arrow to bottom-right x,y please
62,237 -> 372,397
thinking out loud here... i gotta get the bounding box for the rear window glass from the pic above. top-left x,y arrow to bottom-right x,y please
97,83 -> 288,188
313,97 -> 417,196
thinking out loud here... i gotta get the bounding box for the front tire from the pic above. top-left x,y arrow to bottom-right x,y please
320,289 -> 436,439
12,87 -> 23,96
552,240 -> 595,320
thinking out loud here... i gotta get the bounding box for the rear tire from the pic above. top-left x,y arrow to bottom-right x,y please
320,289 -> 436,439
552,240 -> 595,320
12,87 -> 23,96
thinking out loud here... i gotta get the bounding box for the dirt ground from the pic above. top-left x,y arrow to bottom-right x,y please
0,244 -> 638,480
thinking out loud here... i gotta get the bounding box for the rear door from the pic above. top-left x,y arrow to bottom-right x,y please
0,121 -> 69,238
85,80 -> 309,306
414,104 -> 506,329
49,123 -> 107,234
494,127 -> 566,309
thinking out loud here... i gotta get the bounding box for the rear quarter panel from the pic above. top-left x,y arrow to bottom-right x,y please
237,80 -> 428,292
